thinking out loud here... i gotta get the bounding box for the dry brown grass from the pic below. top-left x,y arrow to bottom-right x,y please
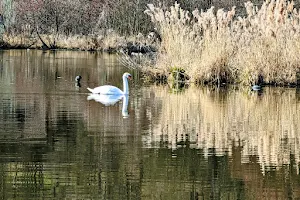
2,32 -> 36,48
144,0 -> 300,85
1,31 -> 127,51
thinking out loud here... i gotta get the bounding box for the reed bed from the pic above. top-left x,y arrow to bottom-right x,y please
143,86 -> 300,173
144,0 -> 300,85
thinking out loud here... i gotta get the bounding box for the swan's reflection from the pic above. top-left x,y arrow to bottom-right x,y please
87,94 -> 129,118
121,94 -> 129,118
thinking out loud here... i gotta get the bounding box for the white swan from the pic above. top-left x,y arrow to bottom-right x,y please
87,72 -> 132,95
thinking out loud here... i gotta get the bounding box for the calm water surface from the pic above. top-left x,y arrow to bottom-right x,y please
0,50 -> 300,199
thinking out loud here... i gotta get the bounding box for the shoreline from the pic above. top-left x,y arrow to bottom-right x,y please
1,1 -> 300,86
0,32 -> 158,54
0,46 -> 299,88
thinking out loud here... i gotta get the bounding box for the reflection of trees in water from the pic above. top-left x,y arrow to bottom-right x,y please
0,141 -> 52,198
46,111 -> 82,152
141,144 -> 300,199
140,147 -> 247,199
0,97 -> 46,141
0,142 -> 299,199
15,108 -> 26,132
0,162 -> 45,199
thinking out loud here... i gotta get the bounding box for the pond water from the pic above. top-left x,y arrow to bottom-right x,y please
0,50 -> 300,199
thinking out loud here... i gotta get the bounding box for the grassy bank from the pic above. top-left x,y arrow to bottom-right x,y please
0,31 -> 155,53
142,0 -> 300,86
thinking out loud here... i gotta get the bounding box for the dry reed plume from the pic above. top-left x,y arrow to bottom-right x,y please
145,0 -> 300,85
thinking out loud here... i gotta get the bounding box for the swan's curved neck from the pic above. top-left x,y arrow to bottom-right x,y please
123,76 -> 129,94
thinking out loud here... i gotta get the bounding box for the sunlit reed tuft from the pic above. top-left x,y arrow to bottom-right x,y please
145,0 -> 300,85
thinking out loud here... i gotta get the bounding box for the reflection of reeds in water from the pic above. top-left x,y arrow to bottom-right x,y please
147,86 -> 300,172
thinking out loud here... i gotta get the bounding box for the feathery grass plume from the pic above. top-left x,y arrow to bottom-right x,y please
145,2 -> 237,84
233,0 -> 300,85
145,1 -> 300,85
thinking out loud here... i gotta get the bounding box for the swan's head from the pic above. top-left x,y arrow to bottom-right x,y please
123,72 -> 132,80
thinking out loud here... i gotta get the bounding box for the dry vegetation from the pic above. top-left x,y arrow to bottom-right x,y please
1,32 -> 125,51
0,0 -> 158,51
144,0 -> 300,85
1,0 -> 300,85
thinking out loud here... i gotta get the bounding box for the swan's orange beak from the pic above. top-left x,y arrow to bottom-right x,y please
128,75 -> 132,80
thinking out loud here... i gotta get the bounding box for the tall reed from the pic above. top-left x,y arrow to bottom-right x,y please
145,0 -> 300,85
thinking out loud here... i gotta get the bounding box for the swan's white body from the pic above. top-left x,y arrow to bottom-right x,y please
87,72 -> 132,95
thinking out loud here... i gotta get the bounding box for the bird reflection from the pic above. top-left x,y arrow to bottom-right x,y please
75,82 -> 81,88
122,94 -> 129,118
87,94 -> 129,118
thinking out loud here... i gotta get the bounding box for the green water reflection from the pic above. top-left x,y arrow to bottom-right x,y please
0,50 -> 299,199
